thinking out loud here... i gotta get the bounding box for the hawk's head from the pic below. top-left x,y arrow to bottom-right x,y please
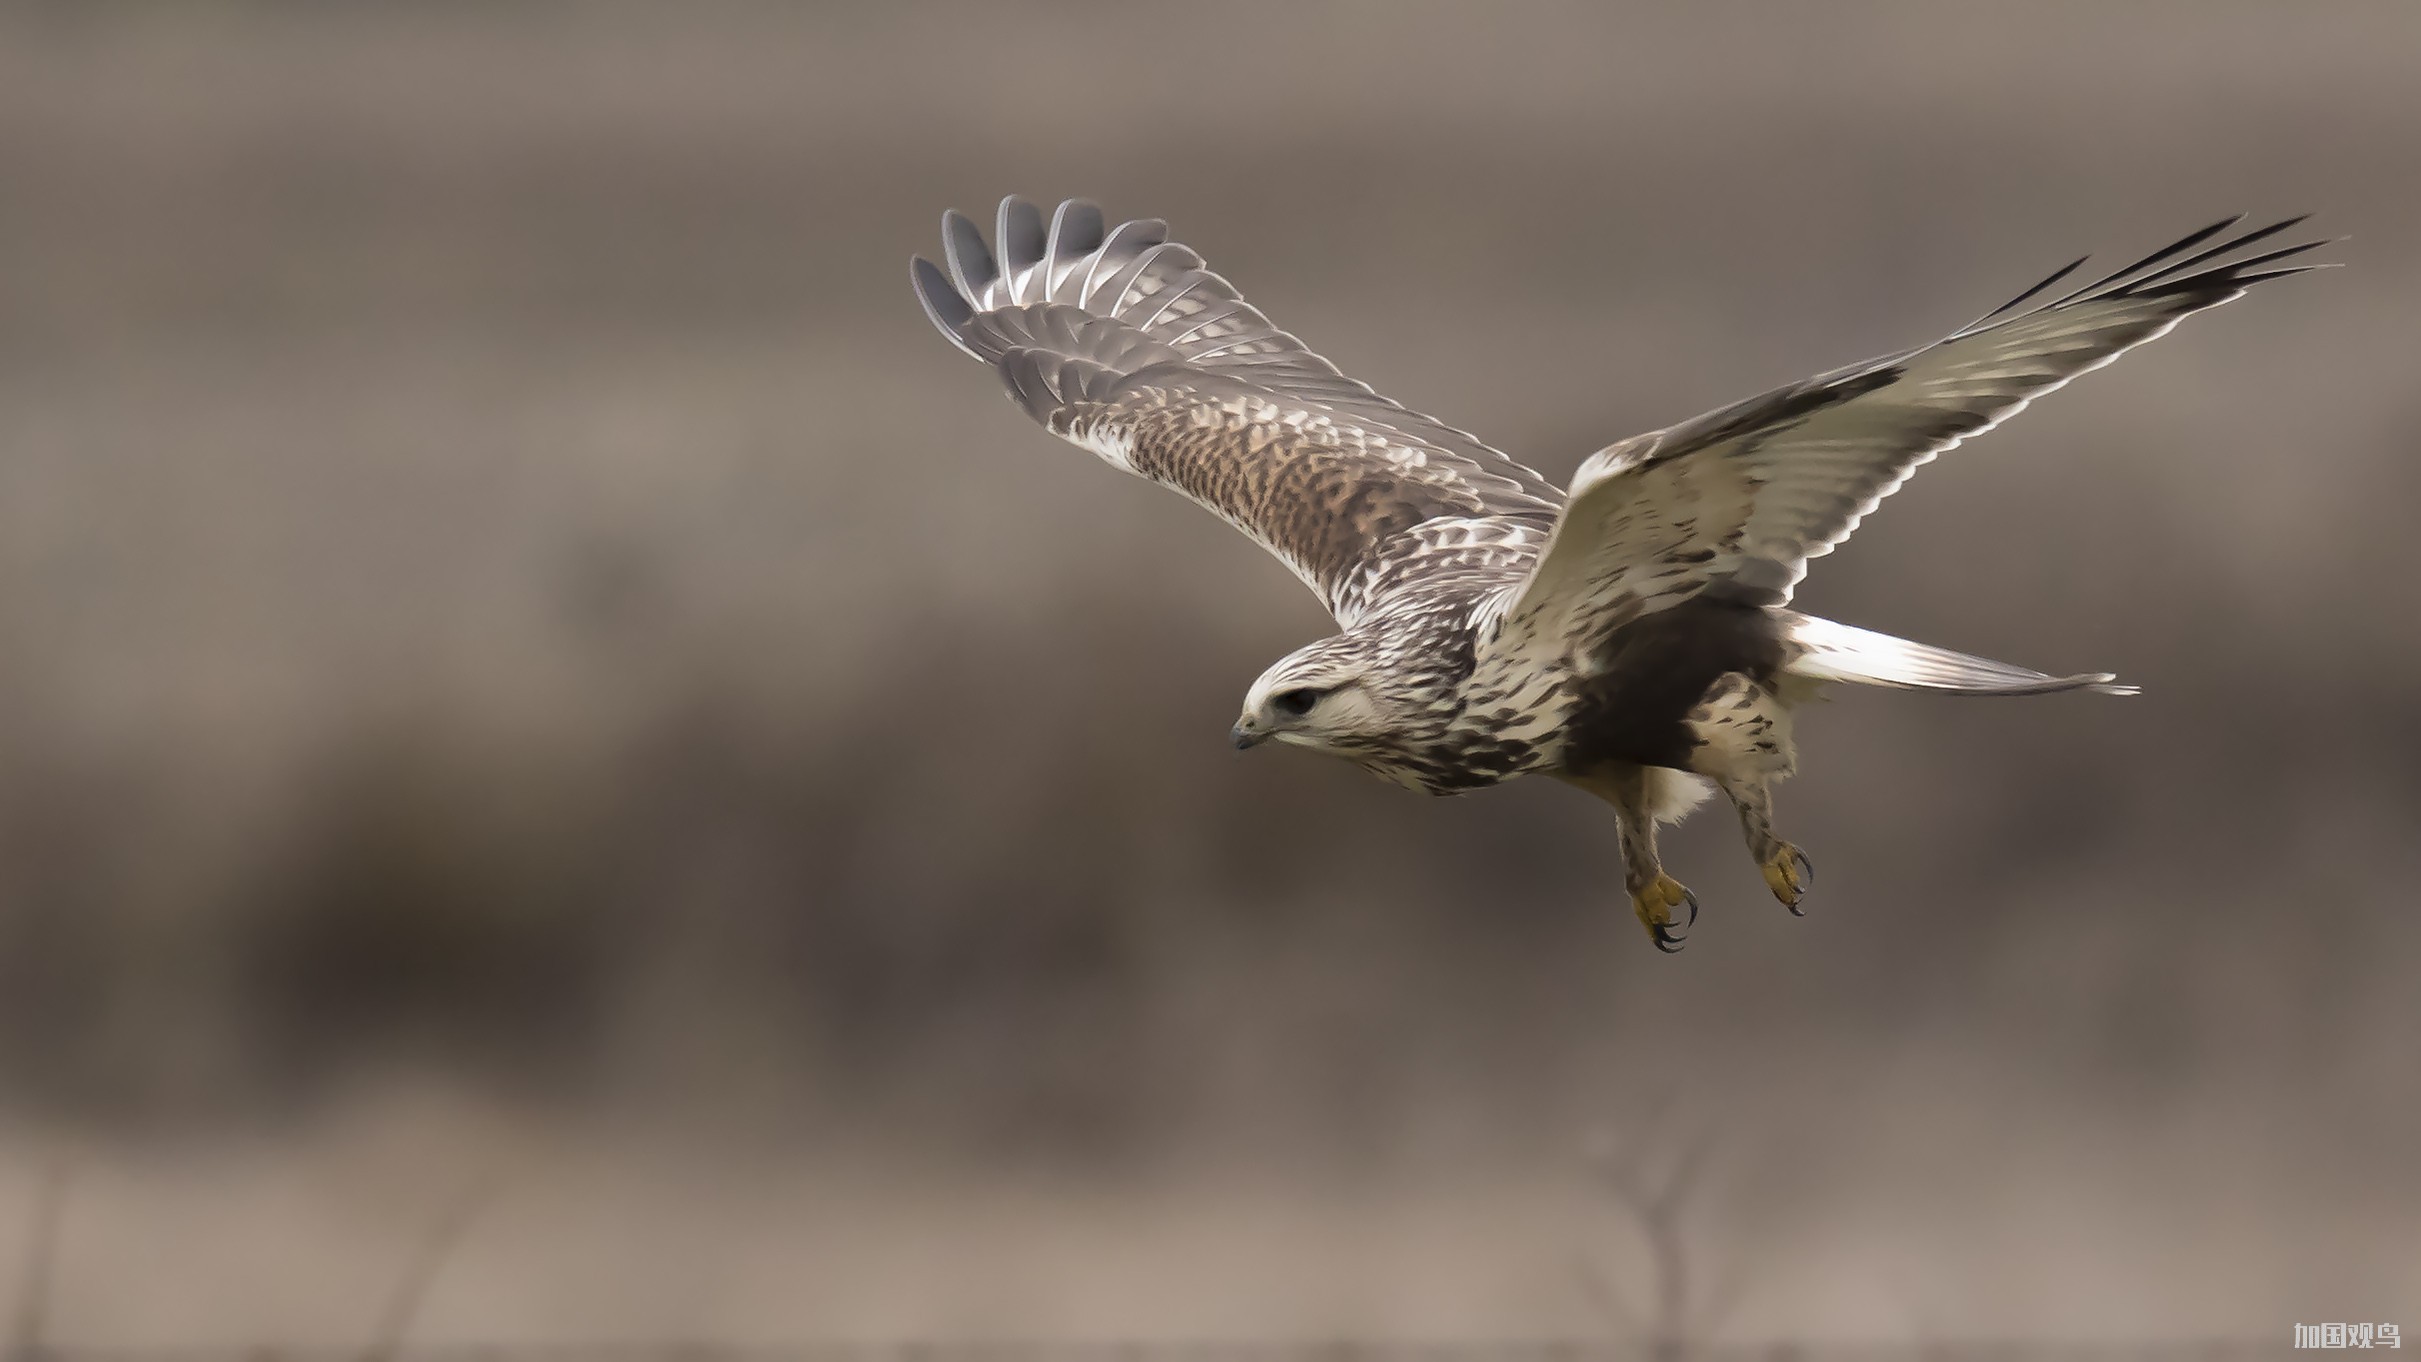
1230,630 -> 1452,787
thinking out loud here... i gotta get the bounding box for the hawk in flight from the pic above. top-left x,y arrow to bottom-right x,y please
913,199 -> 2323,950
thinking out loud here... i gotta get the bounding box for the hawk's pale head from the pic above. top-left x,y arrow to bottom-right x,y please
1230,631 -> 1451,788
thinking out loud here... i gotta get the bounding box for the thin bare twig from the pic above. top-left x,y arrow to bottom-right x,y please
6,1158 -> 69,1362
1580,1093 -> 1757,1360
358,1164 -> 507,1362
1568,1252 -> 1643,1336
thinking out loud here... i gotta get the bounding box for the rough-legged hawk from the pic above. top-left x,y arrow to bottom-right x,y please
913,199 -> 2323,950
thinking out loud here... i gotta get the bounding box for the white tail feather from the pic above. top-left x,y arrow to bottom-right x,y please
1781,614 -> 2137,696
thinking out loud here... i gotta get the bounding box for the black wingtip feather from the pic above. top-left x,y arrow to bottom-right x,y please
1966,254 -> 2088,331
2124,214 -> 2312,294
2047,214 -> 2245,309
2141,236 -> 2333,299
2223,265 -> 2329,288
1967,213 -> 2330,336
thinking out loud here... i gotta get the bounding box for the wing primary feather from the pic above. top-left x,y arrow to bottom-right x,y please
1079,218 -> 1168,306
996,196 -> 1046,304
1044,199 -> 1105,303
2143,237 -> 2334,298
1095,239 -> 1178,316
2042,214 -> 2244,309
1959,255 -> 2088,333
2220,263 -> 2334,288
910,257 -> 983,360
942,209 -> 997,305
2124,218 -> 2320,293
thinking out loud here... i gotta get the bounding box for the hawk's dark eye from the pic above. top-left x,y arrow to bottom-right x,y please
1271,687 -> 1322,717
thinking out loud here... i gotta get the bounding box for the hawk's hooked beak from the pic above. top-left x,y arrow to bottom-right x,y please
1230,718 -> 1267,751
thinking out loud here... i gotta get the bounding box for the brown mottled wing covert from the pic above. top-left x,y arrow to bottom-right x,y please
1494,215 -> 2331,662
913,197 -> 1562,624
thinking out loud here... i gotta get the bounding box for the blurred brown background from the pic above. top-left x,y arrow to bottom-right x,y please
0,0 -> 2414,1352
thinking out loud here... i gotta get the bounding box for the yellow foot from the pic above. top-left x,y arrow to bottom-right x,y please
1631,874 -> 1698,953
1761,843 -> 1814,916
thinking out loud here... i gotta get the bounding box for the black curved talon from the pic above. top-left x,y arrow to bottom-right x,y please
1652,921 -> 1688,954
1677,885 -> 1700,929
1787,849 -> 1814,917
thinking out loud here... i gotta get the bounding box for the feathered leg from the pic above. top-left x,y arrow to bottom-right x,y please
1719,775 -> 1813,915
1563,762 -> 1698,952
1684,671 -> 1813,917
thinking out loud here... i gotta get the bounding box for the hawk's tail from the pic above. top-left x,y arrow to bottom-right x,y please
1780,614 -> 2138,697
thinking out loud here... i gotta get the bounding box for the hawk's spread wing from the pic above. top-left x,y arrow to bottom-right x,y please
1493,216 -> 2330,660
914,198 -> 1562,625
